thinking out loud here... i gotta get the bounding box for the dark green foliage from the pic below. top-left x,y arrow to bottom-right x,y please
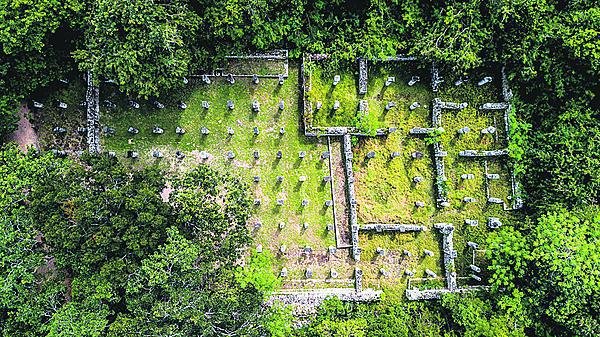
1,0 -> 599,335
294,295 -> 524,337
525,104 -> 600,210
487,206 -> 600,337
73,0 -> 200,97
0,147 -> 266,336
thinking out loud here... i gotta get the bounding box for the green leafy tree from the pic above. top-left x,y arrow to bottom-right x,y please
73,0 -> 199,97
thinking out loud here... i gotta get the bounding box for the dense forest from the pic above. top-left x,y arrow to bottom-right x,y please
1,1 -> 599,336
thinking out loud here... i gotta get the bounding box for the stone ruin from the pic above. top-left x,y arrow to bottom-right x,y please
358,58 -> 368,94
85,71 -> 101,154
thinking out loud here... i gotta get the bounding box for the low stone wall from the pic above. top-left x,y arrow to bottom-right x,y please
459,149 -> 509,157
431,62 -> 442,92
480,102 -> 509,110
268,288 -> 382,316
406,286 -> 484,300
343,134 -> 360,261
409,127 -> 436,135
358,58 -> 368,95
360,224 -> 426,232
434,223 -> 457,291
85,70 -> 101,154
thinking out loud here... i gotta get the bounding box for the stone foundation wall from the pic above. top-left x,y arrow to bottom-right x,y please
85,70 -> 101,154
343,134 -> 360,261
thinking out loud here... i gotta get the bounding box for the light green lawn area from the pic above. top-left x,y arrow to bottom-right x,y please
306,61 -> 433,128
101,64 -> 344,283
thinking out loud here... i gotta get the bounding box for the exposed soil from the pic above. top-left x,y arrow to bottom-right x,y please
7,105 -> 39,152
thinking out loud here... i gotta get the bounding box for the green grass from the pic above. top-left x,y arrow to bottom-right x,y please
101,64 -> 338,283
223,58 -> 287,76
307,61 -> 433,128
36,60 -> 519,295
343,63 -> 517,292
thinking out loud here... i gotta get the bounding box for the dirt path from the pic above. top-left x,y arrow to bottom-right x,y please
7,105 -> 39,152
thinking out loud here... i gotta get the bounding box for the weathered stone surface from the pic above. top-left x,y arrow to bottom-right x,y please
344,134 -> 360,261
360,224 -> 426,232
333,75 -> 341,86
459,149 -> 509,157
85,71 -> 101,153
480,102 -> 509,110
480,126 -> 497,134
467,241 -> 479,249
478,76 -> 492,86
355,268 -> 363,292
465,219 -> 479,226
409,102 -> 420,110
454,76 -> 468,86
410,127 -> 436,135
252,100 -> 260,112
487,217 -> 502,228
267,288 -> 382,316
406,287 -> 482,301
411,151 -> 424,159
431,63 -> 443,92
457,126 -> 470,134
434,223 -> 458,290
358,58 -> 368,94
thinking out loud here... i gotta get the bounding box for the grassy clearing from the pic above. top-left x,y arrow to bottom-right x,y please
306,61 -> 433,128
35,60 -> 520,294
326,62 -> 518,291
100,64 -> 342,283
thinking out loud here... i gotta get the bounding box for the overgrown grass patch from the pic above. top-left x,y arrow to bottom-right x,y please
101,64 -> 341,284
